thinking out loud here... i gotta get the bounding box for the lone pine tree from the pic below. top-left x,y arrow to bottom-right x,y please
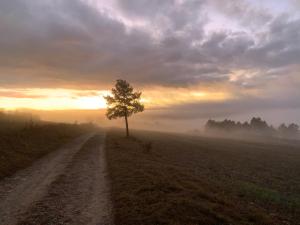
104,79 -> 144,137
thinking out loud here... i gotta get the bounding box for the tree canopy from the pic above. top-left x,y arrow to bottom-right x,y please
104,79 -> 144,136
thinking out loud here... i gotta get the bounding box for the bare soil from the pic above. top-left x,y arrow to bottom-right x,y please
0,133 -> 112,225
106,129 -> 300,225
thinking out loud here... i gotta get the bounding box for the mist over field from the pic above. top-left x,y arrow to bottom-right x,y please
1,1 -> 300,224
9,108 -> 298,135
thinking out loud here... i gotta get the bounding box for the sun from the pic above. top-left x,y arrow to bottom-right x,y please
75,95 -> 107,110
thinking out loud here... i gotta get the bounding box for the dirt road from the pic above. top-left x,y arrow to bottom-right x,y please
0,132 -> 112,225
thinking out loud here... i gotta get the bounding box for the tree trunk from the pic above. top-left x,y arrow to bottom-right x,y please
124,113 -> 129,137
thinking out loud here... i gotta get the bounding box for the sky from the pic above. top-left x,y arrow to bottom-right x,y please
0,0 -> 299,131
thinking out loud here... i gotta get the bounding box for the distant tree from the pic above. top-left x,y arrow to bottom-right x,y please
250,117 -> 270,131
287,123 -> 299,134
278,123 -> 288,134
236,121 -> 242,129
282,123 -> 299,136
278,123 -> 300,137
242,121 -> 251,130
205,119 -> 215,131
104,79 -> 144,137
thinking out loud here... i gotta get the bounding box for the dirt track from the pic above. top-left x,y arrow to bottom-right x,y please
0,132 -> 112,225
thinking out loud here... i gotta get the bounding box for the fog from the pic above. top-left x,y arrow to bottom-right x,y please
8,107 -> 298,135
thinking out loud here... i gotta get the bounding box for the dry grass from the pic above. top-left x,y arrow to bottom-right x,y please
106,129 -> 300,225
0,122 -> 95,179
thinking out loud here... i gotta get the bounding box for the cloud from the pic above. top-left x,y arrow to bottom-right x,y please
0,90 -> 45,99
145,95 -> 300,121
0,0 -> 299,110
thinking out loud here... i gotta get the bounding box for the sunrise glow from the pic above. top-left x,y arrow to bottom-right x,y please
0,89 -> 109,110
0,0 -> 299,124
0,87 -> 233,111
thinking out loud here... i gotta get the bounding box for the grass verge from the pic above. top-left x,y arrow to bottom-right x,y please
0,123 -> 95,179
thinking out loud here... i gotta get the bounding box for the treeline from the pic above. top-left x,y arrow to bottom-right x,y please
205,117 -> 299,138
0,110 -> 97,133
0,110 -> 98,178
0,110 -> 40,122
0,110 -> 41,132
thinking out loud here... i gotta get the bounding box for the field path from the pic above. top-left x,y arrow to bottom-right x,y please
0,132 -> 112,225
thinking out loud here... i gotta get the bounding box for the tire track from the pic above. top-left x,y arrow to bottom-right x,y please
17,133 -> 112,225
0,133 -> 94,225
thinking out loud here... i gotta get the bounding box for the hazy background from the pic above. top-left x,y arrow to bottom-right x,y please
0,0 -> 299,132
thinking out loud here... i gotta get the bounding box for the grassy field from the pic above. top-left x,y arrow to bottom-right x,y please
0,118 -> 95,179
106,129 -> 300,225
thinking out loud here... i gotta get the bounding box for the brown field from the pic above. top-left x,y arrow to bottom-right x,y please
106,129 -> 300,225
0,122 -> 95,179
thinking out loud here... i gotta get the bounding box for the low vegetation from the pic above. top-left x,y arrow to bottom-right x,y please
0,111 -> 95,179
106,129 -> 300,225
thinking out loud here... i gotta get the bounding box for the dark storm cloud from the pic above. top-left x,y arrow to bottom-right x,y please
0,0 -> 299,91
